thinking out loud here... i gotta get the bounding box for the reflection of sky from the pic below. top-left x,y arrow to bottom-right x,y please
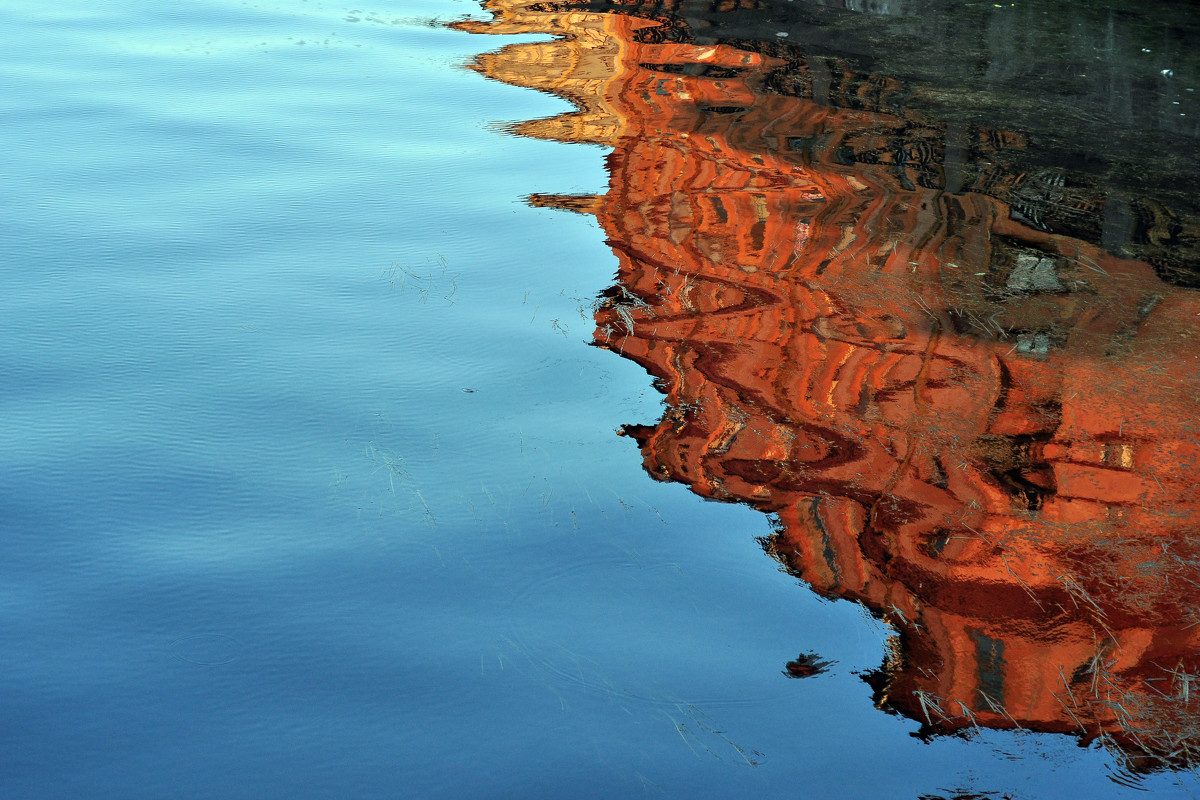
1,0 -> 1196,797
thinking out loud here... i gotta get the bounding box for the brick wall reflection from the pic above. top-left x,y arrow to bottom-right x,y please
463,0 -> 1200,768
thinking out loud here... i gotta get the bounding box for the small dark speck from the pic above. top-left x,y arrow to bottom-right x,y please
784,651 -> 836,678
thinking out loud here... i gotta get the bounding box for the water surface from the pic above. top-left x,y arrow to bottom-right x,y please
3,0 -> 1199,797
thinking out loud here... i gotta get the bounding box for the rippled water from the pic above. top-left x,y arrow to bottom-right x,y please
4,0 -> 1199,797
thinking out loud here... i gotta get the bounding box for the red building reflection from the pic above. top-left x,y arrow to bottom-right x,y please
462,0 -> 1200,769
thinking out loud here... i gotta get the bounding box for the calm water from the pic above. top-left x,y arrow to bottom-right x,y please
3,1 -> 1199,797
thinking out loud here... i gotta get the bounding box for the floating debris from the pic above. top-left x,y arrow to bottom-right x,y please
783,652 -> 836,678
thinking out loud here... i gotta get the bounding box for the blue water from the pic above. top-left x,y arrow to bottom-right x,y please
2,1 -> 1196,797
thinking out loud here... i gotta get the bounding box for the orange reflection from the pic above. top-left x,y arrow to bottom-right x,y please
463,0 -> 1200,769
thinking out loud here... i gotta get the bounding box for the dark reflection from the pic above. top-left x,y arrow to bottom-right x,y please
461,0 -> 1200,773
784,651 -> 836,678
532,0 -> 1200,286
